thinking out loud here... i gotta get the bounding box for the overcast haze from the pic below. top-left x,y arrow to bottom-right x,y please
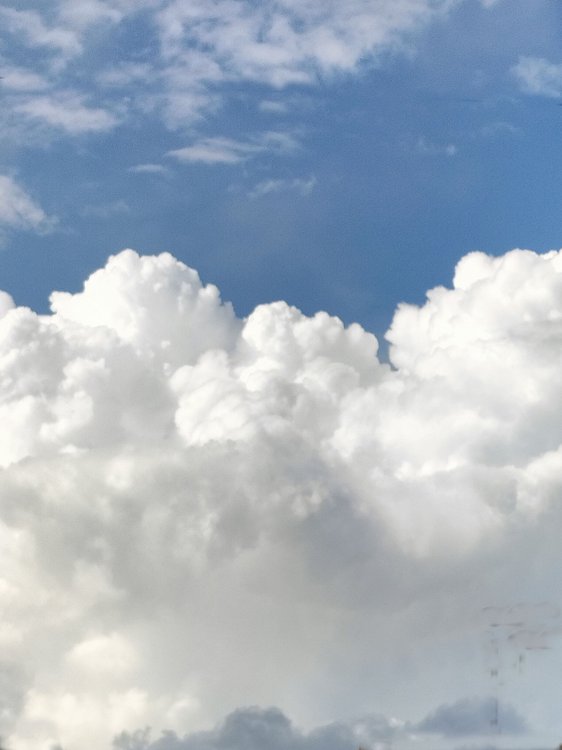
1,1 -> 562,750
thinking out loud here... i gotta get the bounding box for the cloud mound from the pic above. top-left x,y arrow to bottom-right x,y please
415,696 -> 527,737
113,706 -> 363,750
1,247 -> 562,749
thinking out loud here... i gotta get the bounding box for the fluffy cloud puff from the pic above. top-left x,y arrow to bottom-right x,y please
1,247 -> 562,749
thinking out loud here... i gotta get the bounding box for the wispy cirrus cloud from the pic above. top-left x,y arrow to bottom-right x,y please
512,56 -> 562,98
0,65 -> 50,92
154,0 -> 453,87
248,175 -> 317,199
168,137 -> 263,165
128,163 -> 170,175
0,6 -> 82,61
14,91 -> 120,134
416,136 -> 457,157
0,0 -> 469,136
0,174 -> 57,235
167,131 -> 300,165
57,0 -> 124,30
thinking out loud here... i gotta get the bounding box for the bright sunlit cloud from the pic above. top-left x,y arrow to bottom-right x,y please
1,2 -> 562,749
1,246 -> 562,749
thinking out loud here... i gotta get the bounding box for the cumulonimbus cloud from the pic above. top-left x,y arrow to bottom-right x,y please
1,247 -> 562,749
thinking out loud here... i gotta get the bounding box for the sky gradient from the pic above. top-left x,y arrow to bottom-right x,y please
1,2 -> 562,749
2,0 -> 562,336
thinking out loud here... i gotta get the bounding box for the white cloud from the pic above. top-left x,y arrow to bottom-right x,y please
156,88 -> 223,129
478,120 -> 520,138
2,247 -> 562,748
0,66 -> 50,92
14,91 -> 120,134
512,56 -> 562,98
248,175 -> 317,198
0,6 -> 82,58
416,136 -> 457,157
154,0 -> 454,90
57,0 -> 124,29
0,175 -> 56,234
168,137 -> 263,165
115,706 -> 403,750
168,132 -> 299,165
128,163 -> 170,175
0,0 -> 465,132
0,1 -> 131,62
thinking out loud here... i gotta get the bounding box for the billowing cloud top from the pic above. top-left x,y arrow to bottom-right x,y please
1,247 -> 562,749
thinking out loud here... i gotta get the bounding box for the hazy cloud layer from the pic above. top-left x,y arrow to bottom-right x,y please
1,247 -> 562,748
13,91 -> 120,134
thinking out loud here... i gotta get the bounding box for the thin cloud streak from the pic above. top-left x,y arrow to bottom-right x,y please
167,132 -> 300,165
248,176 -> 317,199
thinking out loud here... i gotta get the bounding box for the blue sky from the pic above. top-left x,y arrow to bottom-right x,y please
2,0 -> 562,341
3,3 -> 562,749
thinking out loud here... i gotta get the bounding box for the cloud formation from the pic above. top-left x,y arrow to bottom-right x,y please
415,697 -> 527,737
512,56 -> 562,98
14,92 -> 120,134
0,0 -> 470,137
114,706 -> 368,750
248,176 -> 317,199
0,175 -> 56,237
1,247 -> 562,748
167,132 -> 300,165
